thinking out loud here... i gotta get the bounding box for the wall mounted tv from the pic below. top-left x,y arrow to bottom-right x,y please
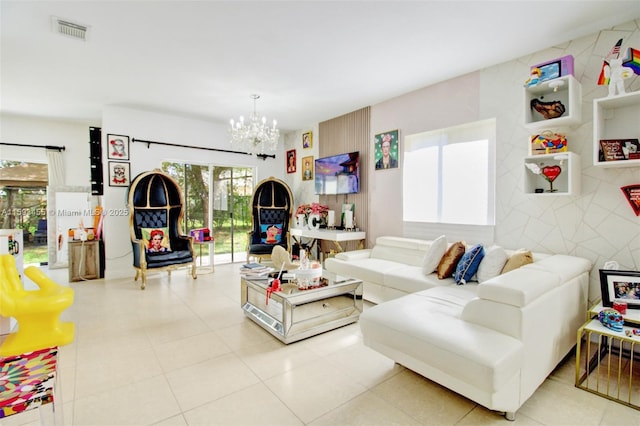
314,151 -> 360,195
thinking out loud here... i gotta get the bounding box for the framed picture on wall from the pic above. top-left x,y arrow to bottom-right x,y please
108,161 -> 131,187
286,149 -> 296,173
374,129 -> 399,170
107,134 -> 130,160
302,156 -> 313,180
302,131 -> 313,149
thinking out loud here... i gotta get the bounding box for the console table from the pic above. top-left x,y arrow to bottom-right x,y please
290,228 -> 365,261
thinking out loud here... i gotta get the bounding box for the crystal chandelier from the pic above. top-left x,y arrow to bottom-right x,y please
229,94 -> 280,157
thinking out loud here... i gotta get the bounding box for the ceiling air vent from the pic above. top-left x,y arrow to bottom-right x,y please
52,17 -> 88,41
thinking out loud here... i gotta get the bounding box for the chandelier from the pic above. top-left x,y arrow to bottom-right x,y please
229,94 -> 280,157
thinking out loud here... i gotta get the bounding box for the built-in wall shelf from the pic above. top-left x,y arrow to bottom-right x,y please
524,75 -> 581,130
593,90 -> 640,168
524,152 -> 580,196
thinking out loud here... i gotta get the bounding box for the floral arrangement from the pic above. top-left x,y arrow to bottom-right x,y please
296,202 -> 329,219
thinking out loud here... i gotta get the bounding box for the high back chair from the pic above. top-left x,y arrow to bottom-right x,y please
246,177 -> 294,263
128,169 -> 196,289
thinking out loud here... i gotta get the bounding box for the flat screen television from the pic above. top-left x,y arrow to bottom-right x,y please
314,151 -> 360,195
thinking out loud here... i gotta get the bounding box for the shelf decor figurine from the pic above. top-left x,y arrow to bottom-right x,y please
541,165 -> 561,192
531,131 -> 567,155
597,38 -> 639,97
525,162 -> 561,192
530,98 -> 566,119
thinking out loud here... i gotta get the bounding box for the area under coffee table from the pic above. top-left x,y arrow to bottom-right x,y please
240,274 -> 363,344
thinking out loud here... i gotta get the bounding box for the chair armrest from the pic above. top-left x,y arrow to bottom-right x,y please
131,239 -> 144,267
24,266 -> 71,294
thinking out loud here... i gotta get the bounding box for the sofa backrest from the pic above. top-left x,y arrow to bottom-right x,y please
461,254 -> 591,338
370,236 -> 431,267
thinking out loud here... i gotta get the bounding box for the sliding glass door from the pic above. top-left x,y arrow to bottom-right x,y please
211,166 -> 253,263
162,162 -> 253,264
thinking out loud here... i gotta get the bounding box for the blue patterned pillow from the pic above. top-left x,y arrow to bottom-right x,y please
454,243 -> 485,285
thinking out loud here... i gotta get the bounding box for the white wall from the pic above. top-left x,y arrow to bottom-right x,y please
0,114 -> 91,185
368,19 -> 640,302
100,106 -> 285,278
282,127 -> 320,208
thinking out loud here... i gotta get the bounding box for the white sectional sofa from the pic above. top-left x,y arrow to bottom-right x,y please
324,236 -> 591,420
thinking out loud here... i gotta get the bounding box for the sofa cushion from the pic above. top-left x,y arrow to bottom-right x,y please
384,267 -> 453,294
454,243 -> 485,285
141,227 -> 172,253
477,245 -> 508,283
422,235 -> 447,275
360,291 -> 523,393
371,237 -> 429,267
260,224 -> 282,244
324,258 -> 406,284
477,267 -> 561,307
437,241 -> 466,279
501,249 -> 533,273
524,255 -> 591,282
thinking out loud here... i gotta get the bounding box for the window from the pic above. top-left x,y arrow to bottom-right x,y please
403,118 -> 496,226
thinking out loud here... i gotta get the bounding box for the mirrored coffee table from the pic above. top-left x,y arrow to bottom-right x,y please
241,273 -> 363,344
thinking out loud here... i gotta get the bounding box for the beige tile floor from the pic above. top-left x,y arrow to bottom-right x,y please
2,262 -> 640,426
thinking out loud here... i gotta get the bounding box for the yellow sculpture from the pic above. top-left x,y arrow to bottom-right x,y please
0,254 -> 74,357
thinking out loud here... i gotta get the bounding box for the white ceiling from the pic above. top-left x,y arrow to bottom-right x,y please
2,1 -> 639,132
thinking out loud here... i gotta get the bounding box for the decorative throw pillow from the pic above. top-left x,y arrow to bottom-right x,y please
260,224 -> 282,244
422,235 -> 447,275
501,249 -> 533,273
141,227 -> 172,253
454,243 -> 485,285
477,245 -> 508,283
437,241 -> 466,279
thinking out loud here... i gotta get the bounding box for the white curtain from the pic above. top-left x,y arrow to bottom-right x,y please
46,149 -> 65,186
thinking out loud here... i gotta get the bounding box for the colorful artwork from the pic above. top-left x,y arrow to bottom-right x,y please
0,347 -> 58,418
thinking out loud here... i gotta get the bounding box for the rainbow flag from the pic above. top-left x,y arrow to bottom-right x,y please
622,47 -> 640,75
597,61 -> 609,85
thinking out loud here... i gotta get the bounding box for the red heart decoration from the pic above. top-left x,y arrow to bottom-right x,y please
541,165 -> 561,182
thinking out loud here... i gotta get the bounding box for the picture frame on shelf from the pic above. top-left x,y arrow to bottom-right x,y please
302,131 -> 312,149
599,269 -> 640,309
107,134 -> 130,160
600,138 -> 640,162
286,149 -> 296,174
301,156 -> 313,181
108,161 -> 131,187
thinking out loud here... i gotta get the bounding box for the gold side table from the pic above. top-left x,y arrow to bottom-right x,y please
194,240 -> 215,274
575,302 -> 640,410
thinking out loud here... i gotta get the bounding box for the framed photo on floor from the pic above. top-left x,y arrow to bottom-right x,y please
599,269 -> 640,309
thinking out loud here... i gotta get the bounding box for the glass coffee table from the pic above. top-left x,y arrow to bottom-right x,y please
240,272 -> 363,344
